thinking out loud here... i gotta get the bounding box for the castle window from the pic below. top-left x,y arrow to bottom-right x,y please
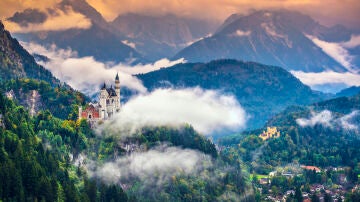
89,115 -> 92,119
112,99 -> 114,103
106,99 -> 110,104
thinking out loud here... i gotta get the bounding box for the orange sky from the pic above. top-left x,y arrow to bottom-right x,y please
1,0 -> 359,29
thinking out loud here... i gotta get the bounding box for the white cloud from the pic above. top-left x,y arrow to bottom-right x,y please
291,70 -> 360,88
297,110 -> 360,131
233,29 -> 251,37
86,145 -> 212,186
339,110 -> 360,131
23,42 -> 76,58
115,58 -> 186,75
97,87 -> 247,136
306,35 -> 356,71
296,110 -> 333,128
184,33 -> 212,47
56,57 -> 148,95
341,35 -> 360,49
261,23 -> 285,39
4,7 -> 92,33
21,42 -> 245,136
20,42 -> 185,96
121,40 -> 136,49
261,22 -> 292,48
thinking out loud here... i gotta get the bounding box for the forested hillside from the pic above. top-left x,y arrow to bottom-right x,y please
138,59 -> 326,129
220,93 -> 360,174
0,88 -> 259,201
0,91 -> 128,201
0,78 -> 87,120
0,22 -> 59,85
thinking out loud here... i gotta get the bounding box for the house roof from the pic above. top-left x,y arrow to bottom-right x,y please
301,165 -> 321,172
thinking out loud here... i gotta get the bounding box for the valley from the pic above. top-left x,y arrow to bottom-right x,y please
1,1 -> 360,202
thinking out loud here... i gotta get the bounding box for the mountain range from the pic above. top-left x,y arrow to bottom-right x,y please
175,10 -> 359,72
7,0 -> 215,63
111,13 -> 215,60
10,0 -> 144,63
6,2 -> 360,73
1,17 -> 355,130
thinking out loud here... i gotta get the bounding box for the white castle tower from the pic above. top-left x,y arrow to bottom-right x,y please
99,82 -> 108,119
115,73 -> 121,112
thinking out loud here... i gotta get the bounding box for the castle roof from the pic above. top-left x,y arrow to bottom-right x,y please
115,72 -> 119,81
101,82 -> 106,90
106,86 -> 117,96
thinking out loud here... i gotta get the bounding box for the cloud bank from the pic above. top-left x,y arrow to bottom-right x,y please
86,145 -> 212,186
296,110 -> 333,128
21,42 -> 184,96
342,35 -> 360,49
4,7 -> 92,33
307,35 -> 356,71
339,111 -> 360,131
98,87 -> 247,136
296,110 -> 360,131
22,42 -> 245,135
291,71 -> 360,92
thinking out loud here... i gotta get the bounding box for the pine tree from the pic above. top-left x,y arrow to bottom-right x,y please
294,187 -> 303,202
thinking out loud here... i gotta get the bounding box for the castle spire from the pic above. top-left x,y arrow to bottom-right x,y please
101,82 -> 106,90
115,72 -> 119,81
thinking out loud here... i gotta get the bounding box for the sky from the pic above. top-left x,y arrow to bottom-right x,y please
1,0 -> 360,30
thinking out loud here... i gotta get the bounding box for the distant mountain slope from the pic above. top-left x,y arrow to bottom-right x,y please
111,13 -> 215,61
16,23 -> 143,63
0,21 -> 58,85
335,86 -> 360,98
9,0 -> 144,63
137,59 -> 326,129
264,95 -> 359,129
174,10 -> 351,72
219,93 -> 360,174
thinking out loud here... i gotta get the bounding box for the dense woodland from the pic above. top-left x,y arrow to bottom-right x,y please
1,78 -> 360,201
0,78 -> 87,120
0,90 -> 127,201
0,80 -> 257,201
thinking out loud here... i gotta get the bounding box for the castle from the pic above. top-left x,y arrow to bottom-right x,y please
259,127 -> 280,141
79,73 -> 121,123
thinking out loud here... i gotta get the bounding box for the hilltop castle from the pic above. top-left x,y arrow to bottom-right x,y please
79,73 -> 120,123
